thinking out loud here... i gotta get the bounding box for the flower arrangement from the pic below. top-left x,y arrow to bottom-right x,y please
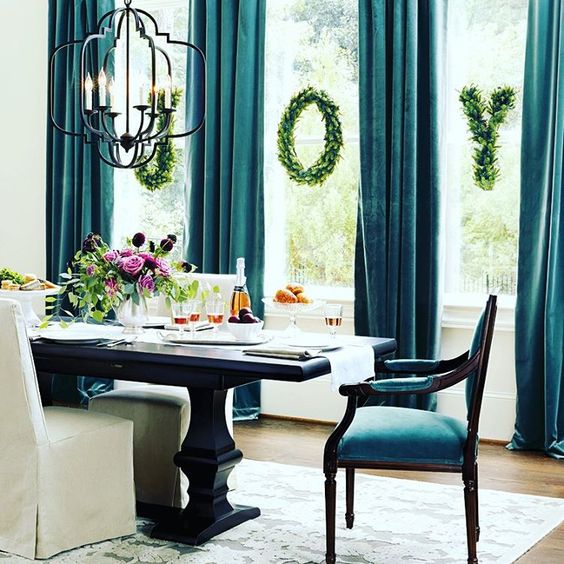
44,232 -> 196,326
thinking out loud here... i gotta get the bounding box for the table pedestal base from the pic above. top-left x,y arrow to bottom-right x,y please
150,387 -> 260,545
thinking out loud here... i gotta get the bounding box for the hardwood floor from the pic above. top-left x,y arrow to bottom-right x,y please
234,417 -> 564,563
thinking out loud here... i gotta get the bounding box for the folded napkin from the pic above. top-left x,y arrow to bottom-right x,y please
243,342 -> 376,390
321,345 -> 375,391
242,346 -> 319,361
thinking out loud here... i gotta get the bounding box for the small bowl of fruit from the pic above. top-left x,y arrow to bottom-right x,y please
227,307 -> 264,341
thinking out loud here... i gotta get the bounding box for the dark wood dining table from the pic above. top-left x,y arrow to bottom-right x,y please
31,335 -> 396,545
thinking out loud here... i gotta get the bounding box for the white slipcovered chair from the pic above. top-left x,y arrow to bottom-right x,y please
0,299 -> 135,560
89,273 -> 238,509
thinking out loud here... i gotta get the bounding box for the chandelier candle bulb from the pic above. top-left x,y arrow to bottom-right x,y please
108,77 -> 116,109
98,69 -> 107,106
84,73 -> 93,111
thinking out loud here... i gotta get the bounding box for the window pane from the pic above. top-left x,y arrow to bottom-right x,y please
264,0 -> 359,294
445,0 -> 527,297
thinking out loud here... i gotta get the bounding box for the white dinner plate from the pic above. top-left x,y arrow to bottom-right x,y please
286,337 -> 334,349
158,331 -> 270,346
38,330 -> 104,345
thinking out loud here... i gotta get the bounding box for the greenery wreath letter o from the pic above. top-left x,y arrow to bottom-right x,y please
277,86 -> 343,186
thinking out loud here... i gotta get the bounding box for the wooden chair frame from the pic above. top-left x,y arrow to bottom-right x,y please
323,295 -> 497,564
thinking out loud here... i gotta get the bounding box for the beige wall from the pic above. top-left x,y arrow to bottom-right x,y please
0,1 -> 48,277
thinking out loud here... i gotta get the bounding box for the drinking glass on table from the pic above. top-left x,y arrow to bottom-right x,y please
188,299 -> 202,338
171,301 -> 192,337
324,304 -> 343,338
206,299 -> 225,333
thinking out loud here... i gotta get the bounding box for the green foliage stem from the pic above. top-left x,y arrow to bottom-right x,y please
135,88 -> 182,192
277,86 -> 344,186
459,84 -> 516,191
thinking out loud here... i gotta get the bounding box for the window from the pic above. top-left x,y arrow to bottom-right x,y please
113,0 -> 188,260
444,0 -> 528,299
264,0 -> 359,299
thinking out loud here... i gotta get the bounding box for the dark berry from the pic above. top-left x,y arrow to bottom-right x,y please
241,313 -> 256,324
228,316 -> 240,324
238,307 -> 253,319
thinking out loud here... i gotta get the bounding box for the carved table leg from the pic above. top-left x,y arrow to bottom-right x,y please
151,387 -> 260,545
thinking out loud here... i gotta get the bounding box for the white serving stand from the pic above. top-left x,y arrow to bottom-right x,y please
0,287 -> 60,327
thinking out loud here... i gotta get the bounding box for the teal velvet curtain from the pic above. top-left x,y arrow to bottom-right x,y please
355,0 -> 446,410
509,0 -> 564,459
185,0 -> 265,419
47,0 -> 114,405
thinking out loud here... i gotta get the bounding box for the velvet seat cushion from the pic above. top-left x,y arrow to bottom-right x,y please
338,406 -> 468,466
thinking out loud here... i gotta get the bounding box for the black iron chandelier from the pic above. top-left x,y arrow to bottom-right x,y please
49,0 -> 205,169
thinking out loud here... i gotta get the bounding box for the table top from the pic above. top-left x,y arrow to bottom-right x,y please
31,333 -> 397,389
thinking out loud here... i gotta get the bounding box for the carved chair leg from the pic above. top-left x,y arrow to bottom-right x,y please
474,463 -> 480,542
345,467 -> 355,528
463,474 -> 478,564
325,472 -> 337,564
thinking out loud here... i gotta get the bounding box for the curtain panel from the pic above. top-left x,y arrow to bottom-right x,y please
185,0 -> 266,420
355,0 -> 447,410
47,0 -> 115,404
509,0 -> 564,459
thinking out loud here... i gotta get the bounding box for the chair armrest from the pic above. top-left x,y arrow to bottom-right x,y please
369,376 -> 435,393
341,353 -> 481,397
375,351 -> 469,375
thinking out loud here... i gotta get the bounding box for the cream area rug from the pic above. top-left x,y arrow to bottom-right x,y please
1,460 -> 562,563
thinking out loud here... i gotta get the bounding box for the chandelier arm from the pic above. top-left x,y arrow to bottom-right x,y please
83,111 -> 113,141
145,111 -> 173,142
49,41 -> 84,137
100,113 -> 121,143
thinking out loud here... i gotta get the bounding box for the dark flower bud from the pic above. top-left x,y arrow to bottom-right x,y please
180,260 -> 194,273
167,234 -> 178,243
149,240 -> 156,253
86,232 -> 95,239
132,232 -> 146,248
82,238 -> 96,253
160,238 -> 174,252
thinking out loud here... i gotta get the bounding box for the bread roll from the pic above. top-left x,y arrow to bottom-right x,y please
286,283 -> 305,295
275,288 -> 298,303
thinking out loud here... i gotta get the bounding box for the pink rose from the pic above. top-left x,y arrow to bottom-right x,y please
86,265 -> 96,276
105,279 -> 119,297
119,255 -> 145,277
103,250 -> 118,263
155,258 -> 172,277
120,248 -> 134,257
138,274 -> 155,293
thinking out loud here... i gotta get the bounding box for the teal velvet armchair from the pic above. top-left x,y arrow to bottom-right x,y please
324,295 -> 497,564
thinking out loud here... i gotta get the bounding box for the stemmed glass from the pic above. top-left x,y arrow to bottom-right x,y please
324,304 -> 343,338
171,301 -> 192,337
206,299 -> 225,333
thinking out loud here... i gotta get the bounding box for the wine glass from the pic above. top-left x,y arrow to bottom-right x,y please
324,304 -> 343,338
206,299 -> 225,333
171,301 -> 192,337
188,299 -> 202,338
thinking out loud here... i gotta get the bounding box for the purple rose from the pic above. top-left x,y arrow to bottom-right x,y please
138,252 -> 158,269
86,264 -> 96,277
120,248 -> 134,257
138,274 -> 155,294
119,255 -> 145,277
105,279 -> 119,297
132,232 -> 146,248
155,258 -> 172,277
103,250 -> 118,263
